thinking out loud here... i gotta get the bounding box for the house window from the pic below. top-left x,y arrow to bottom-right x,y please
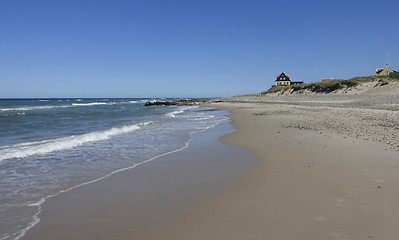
385,71 -> 390,76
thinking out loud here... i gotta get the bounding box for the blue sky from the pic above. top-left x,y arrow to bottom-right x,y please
1,0 -> 398,98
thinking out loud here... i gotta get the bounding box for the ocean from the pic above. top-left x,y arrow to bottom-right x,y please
0,98 -> 226,240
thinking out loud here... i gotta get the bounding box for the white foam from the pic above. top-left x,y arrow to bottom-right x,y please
0,106 -> 59,112
0,101 -> 135,112
165,106 -> 198,118
7,114 -> 227,240
188,116 -> 214,121
145,99 -> 165,104
165,109 -> 185,118
0,122 -> 153,161
71,102 -> 107,106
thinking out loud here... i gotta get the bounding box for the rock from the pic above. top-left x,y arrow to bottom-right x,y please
144,99 -> 211,106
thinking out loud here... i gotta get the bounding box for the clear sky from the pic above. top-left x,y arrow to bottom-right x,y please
1,0 -> 398,98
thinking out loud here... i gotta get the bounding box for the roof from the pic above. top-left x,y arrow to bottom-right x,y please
277,72 -> 290,78
376,66 -> 395,73
321,78 -> 333,82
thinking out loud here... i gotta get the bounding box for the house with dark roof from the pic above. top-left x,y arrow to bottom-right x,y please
275,72 -> 303,86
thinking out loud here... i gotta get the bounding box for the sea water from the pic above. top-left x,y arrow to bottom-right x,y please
0,98 -> 226,240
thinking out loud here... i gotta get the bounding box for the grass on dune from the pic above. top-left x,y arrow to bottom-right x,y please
262,75 -> 399,94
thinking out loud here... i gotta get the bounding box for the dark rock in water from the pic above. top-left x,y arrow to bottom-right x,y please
144,99 -> 211,106
144,101 -> 178,106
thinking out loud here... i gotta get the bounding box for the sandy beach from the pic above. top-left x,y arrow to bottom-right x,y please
3,1 -> 398,239
22,92 -> 399,240
136,93 -> 399,240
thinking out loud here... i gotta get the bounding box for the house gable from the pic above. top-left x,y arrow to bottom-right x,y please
376,66 -> 395,76
276,72 -> 290,81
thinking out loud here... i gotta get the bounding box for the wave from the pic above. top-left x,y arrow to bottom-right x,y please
71,102 -> 107,106
187,116 -> 214,121
1,112 -> 26,117
165,106 -> 198,118
165,109 -> 185,118
0,122 -> 153,161
0,100 -> 145,113
0,106 -> 61,112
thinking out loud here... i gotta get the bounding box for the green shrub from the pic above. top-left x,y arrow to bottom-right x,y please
262,86 -> 290,94
389,72 -> 399,80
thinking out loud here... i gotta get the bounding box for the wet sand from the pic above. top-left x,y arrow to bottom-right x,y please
22,118 -> 258,240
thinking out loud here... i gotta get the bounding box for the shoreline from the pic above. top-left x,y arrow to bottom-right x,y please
21,114 -> 258,240
135,98 -> 399,240
20,93 -> 399,239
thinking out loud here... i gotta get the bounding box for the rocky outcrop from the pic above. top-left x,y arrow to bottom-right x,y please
144,99 -> 211,106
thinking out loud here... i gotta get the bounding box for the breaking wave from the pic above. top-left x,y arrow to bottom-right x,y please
0,101 -> 143,112
0,122 -> 153,161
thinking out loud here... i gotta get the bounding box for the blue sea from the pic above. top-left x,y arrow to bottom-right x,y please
0,98 -> 226,240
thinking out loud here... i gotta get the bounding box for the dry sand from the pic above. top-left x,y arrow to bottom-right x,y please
137,94 -> 399,240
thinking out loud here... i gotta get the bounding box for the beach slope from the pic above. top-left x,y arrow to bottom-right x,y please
138,94 -> 399,240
